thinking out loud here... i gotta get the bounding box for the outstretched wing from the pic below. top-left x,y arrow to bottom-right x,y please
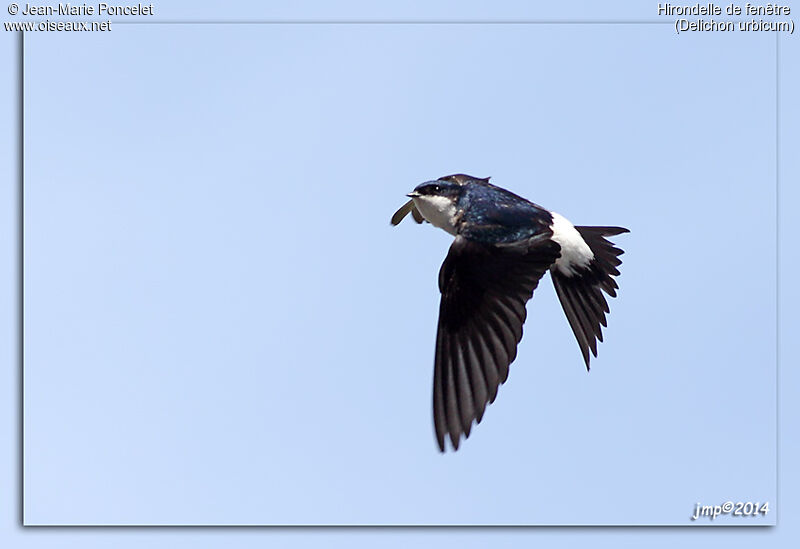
434,234 -> 560,451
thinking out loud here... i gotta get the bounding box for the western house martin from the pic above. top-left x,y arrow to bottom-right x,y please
391,174 -> 629,451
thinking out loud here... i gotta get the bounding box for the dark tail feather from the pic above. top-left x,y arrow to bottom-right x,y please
551,226 -> 628,370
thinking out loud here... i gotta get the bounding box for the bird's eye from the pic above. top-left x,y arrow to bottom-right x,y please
431,185 -> 441,193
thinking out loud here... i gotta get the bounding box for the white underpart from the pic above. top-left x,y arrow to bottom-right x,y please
411,195 -> 459,236
550,212 -> 594,276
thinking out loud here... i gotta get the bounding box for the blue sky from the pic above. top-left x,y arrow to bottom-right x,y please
2,0 -> 799,546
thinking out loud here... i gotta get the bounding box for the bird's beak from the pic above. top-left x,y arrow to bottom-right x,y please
407,191 -> 421,198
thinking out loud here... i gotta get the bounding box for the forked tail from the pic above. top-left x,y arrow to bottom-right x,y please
551,226 -> 629,369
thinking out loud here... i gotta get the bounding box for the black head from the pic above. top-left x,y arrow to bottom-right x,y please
438,174 -> 490,185
409,174 -> 490,198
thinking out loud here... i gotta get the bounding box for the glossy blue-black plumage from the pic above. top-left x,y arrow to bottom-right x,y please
413,175 -> 554,244
456,180 -> 553,244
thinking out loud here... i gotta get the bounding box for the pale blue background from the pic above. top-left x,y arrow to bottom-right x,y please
2,0 -> 799,546
18,7 -> 779,527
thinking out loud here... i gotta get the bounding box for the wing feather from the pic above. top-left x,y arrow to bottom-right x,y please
433,235 -> 560,451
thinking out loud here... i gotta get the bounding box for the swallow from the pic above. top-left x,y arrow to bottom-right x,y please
392,174 -> 629,451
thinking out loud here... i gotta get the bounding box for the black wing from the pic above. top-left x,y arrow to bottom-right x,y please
434,234 -> 561,451
551,226 -> 628,370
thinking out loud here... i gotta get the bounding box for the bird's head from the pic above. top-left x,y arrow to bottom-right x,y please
402,174 -> 489,235
407,174 -> 487,201
390,174 -> 491,230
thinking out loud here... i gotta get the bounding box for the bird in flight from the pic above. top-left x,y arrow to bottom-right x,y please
391,174 -> 628,452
